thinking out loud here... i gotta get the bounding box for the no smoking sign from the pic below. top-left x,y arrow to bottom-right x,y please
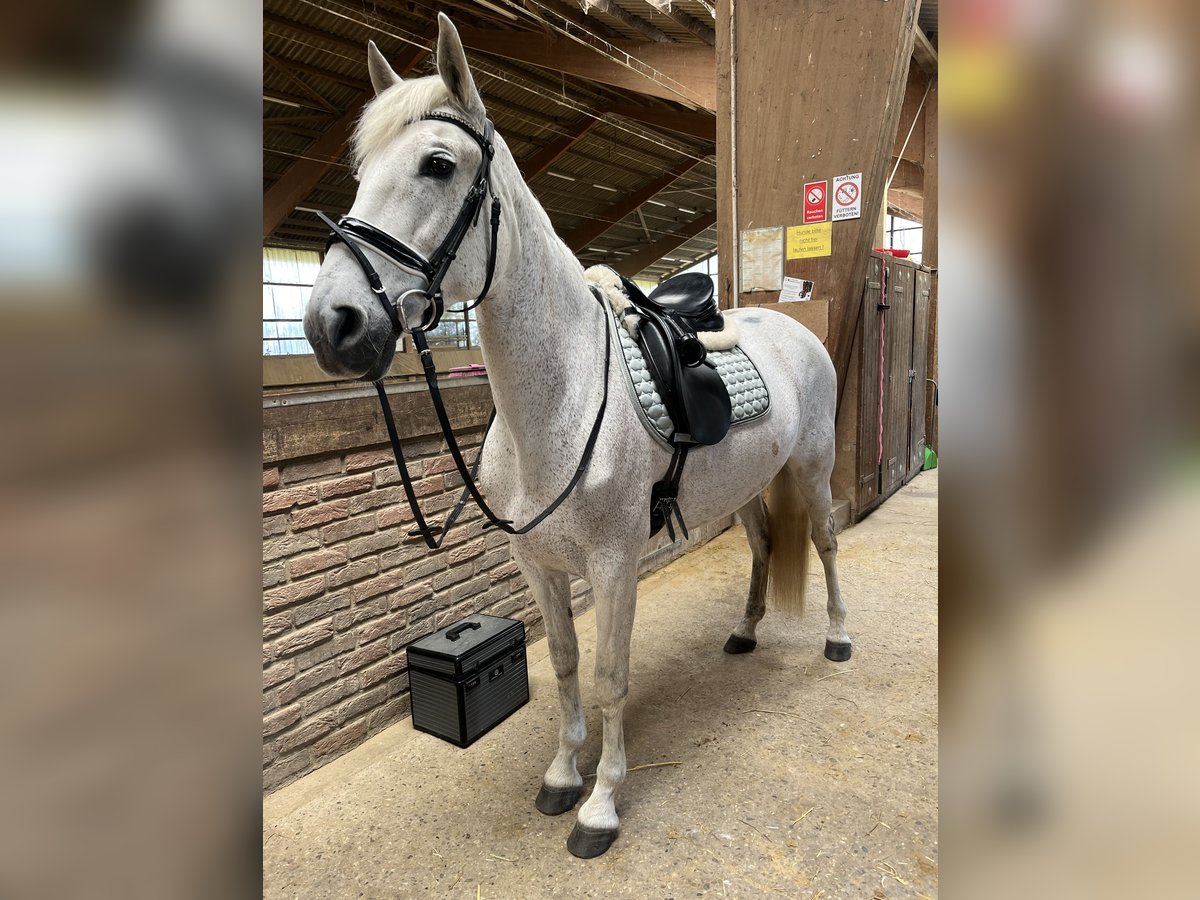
802,180 -> 828,224
832,172 -> 863,221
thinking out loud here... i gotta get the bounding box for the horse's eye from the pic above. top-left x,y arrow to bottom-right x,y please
423,155 -> 455,179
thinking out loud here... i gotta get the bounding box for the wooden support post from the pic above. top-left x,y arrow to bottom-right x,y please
716,0 -> 920,517
923,77 -> 938,453
614,211 -> 718,276
717,0 -> 917,372
561,158 -> 705,251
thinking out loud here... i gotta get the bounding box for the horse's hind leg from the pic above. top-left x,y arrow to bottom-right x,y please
724,494 -> 769,654
521,561 -> 586,816
791,462 -> 852,661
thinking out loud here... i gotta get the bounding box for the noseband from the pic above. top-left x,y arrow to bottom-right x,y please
314,112 -> 612,550
316,113 -> 501,334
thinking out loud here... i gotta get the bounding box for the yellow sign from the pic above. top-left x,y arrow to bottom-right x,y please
786,222 -> 832,259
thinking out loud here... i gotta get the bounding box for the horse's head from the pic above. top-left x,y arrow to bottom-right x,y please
305,14 -> 505,380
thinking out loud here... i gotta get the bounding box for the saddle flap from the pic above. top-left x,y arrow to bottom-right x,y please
635,312 -> 731,447
679,362 -> 732,445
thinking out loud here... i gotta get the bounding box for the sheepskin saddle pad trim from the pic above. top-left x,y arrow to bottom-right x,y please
585,267 -> 770,450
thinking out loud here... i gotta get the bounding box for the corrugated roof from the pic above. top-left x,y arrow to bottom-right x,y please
264,0 -> 718,281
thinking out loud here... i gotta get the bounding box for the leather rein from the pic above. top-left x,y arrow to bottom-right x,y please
317,114 -> 611,550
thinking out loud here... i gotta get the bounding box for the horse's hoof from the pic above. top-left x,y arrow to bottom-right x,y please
566,823 -> 619,859
824,640 -> 852,662
723,634 -> 757,654
535,784 -> 581,817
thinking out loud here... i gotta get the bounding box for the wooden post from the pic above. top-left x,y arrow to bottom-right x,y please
923,77 -> 938,454
715,0 -> 920,517
715,0 -> 918,362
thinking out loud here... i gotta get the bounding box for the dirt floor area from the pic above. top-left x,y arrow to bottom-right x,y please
264,470 -> 938,899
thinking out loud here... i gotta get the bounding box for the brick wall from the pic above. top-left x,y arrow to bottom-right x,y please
263,417 -> 734,793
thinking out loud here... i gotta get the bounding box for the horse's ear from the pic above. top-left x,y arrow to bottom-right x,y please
367,40 -> 400,95
435,13 -> 485,121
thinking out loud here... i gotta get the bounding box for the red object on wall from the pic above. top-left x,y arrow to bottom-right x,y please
873,248 -> 911,258
803,180 -> 828,223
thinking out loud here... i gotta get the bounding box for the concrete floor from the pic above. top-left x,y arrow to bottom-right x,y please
264,471 -> 938,899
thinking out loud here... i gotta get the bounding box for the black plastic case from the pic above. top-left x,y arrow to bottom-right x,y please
406,614 -> 529,747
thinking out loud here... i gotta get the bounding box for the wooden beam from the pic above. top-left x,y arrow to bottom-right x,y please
605,103 -> 716,142
581,0 -> 671,42
561,157 -> 705,250
262,43 -> 427,240
264,52 -> 337,112
659,5 -> 716,46
264,90 -> 333,113
912,25 -> 937,75
892,65 -> 928,165
886,190 -> 924,224
544,0 -> 625,42
889,156 -> 924,191
262,54 -> 374,93
265,113 -> 338,127
518,116 -> 600,180
263,100 -> 366,240
455,26 -> 716,110
614,210 -> 717,276
264,12 -> 374,57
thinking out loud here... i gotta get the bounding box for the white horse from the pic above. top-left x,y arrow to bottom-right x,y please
303,14 -> 850,859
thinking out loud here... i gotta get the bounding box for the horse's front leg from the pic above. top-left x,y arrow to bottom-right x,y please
568,555 -> 638,859
520,561 -> 586,816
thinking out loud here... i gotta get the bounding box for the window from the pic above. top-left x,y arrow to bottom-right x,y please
885,215 -> 923,264
422,307 -> 480,350
263,248 -> 319,356
259,247 -> 495,355
674,253 -> 719,295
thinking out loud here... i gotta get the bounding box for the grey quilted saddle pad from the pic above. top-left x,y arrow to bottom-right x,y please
612,312 -> 770,449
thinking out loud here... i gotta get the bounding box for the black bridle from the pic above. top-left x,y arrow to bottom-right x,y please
317,113 -> 611,550
316,113 -> 501,334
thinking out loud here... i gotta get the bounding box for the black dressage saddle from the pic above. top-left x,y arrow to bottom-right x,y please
610,270 -> 734,540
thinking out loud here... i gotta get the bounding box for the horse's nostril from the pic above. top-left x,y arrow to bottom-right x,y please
331,305 -> 363,349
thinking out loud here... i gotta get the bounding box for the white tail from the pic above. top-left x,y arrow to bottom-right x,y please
766,467 -> 810,615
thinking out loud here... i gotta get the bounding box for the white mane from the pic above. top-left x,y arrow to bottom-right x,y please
351,75 -> 452,168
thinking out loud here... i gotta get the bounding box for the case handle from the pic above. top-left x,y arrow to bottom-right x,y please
445,621 -> 481,641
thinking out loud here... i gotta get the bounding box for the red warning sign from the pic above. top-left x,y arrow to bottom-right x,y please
803,180 -> 828,224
